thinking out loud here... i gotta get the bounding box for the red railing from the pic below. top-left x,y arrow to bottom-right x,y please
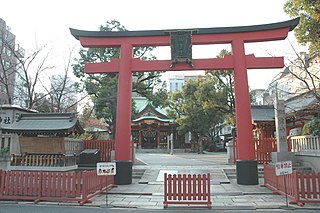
295,172 -> 320,205
0,170 -> 114,205
254,137 -> 277,164
84,140 -> 114,162
163,173 -> 211,209
84,140 -> 135,163
233,137 -> 291,164
263,164 -> 320,206
263,163 -> 298,203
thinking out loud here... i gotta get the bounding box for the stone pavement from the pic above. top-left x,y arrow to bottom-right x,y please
89,152 -> 320,210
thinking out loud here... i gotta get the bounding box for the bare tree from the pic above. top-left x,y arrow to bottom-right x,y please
0,20 -> 55,110
40,45 -> 83,113
285,46 -> 320,101
1,19 -> 85,113
263,41 -> 319,107
1,25 -> 82,112
43,47 -> 70,112
13,43 -> 55,109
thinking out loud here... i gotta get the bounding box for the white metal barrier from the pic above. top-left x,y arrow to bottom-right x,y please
290,135 -> 320,156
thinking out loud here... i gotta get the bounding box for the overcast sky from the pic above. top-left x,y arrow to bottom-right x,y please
1,0 -> 307,89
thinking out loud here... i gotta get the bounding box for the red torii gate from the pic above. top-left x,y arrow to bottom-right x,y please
70,18 -> 299,185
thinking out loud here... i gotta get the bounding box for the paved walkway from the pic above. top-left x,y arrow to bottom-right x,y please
89,152 -> 320,210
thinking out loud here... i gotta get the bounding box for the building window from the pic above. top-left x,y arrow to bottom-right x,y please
6,48 -> 11,56
1,138 -> 4,149
4,61 -> 10,69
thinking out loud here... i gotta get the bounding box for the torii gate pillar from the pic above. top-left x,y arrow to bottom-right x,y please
70,18 -> 299,185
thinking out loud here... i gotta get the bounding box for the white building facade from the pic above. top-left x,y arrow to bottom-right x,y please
168,74 -> 198,92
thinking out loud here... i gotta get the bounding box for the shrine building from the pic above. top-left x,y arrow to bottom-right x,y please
131,97 -> 186,149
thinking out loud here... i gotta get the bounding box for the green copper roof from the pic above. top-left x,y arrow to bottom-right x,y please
133,97 -> 150,113
133,96 -> 167,116
2,113 -> 84,135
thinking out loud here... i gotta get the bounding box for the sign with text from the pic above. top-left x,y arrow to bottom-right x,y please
275,161 -> 292,176
97,162 -> 116,176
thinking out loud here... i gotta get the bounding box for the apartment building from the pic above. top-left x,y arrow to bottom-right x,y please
0,18 -> 17,105
0,18 -> 26,107
168,74 -> 198,92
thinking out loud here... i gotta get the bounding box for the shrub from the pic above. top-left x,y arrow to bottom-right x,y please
302,117 -> 320,136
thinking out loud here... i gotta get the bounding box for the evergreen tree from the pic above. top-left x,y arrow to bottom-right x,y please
284,0 -> 320,55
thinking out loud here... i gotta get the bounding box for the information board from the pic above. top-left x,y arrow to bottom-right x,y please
97,162 -> 116,176
275,161 -> 292,176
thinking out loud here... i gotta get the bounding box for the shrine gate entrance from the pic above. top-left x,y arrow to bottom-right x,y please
71,18 -> 299,185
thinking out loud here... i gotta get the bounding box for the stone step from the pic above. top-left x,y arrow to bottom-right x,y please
293,166 -> 313,173
136,149 -> 189,154
224,163 -> 314,180
224,167 -> 265,179
132,169 -> 146,179
138,169 -> 230,185
292,161 -> 302,167
292,161 -> 314,173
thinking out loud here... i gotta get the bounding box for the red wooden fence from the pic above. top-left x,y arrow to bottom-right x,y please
233,137 -> 290,164
263,164 -> 320,206
263,163 -> 298,204
84,140 -> 135,162
254,137 -> 277,164
84,140 -> 114,162
0,170 -> 114,205
163,173 -> 211,209
295,171 -> 320,205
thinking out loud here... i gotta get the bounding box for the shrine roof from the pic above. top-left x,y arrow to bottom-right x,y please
251,105 -> 275,122
133,96 -> 167,115
0,104 -> 38,113
132,116 -> 172,123
70,18 -> 299,39
285,92 -> 318,114
2,113 -> 84,135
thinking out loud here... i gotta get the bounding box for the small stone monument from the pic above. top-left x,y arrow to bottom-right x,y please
272,98 -> 294,163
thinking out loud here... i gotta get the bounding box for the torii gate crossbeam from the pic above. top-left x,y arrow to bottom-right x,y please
70,18 -> 299,185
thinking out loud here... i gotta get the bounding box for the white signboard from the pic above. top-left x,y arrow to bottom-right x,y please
275,161 -> 293,176
97,162 -> 116,176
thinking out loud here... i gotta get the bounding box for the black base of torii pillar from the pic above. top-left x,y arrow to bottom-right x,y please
236,160 -> 258,185
114,160 -> 132,185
